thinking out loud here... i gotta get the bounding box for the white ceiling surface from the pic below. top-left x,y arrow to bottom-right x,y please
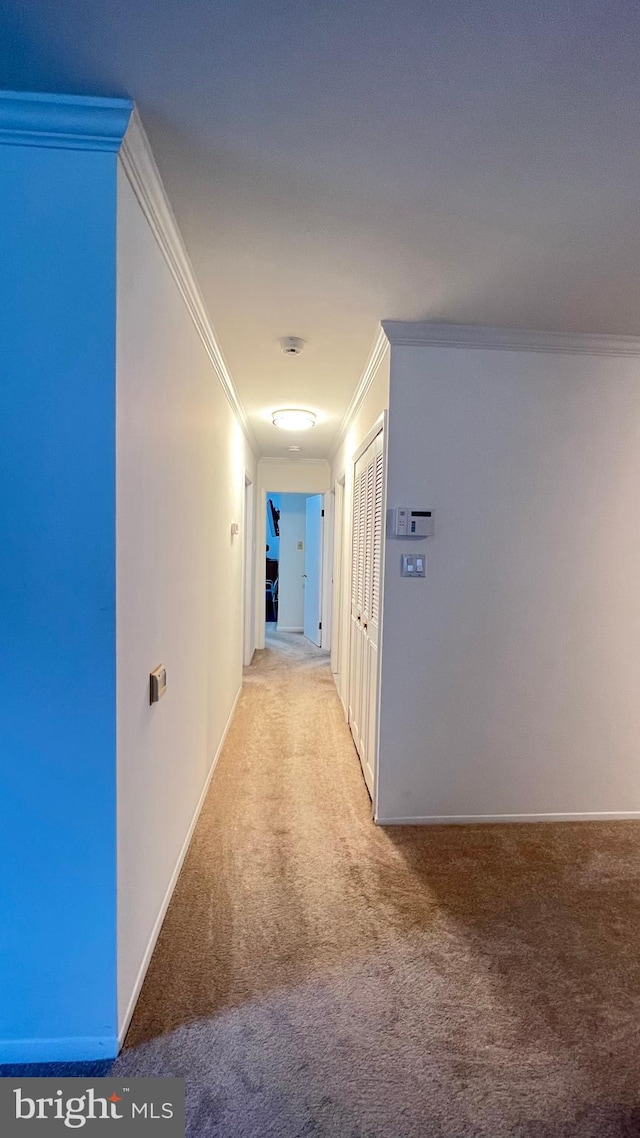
4,1 -> 640,457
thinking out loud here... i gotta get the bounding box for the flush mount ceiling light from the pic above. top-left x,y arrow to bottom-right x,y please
272,408 -> 316,431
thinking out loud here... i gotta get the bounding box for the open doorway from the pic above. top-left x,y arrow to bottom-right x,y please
265,494 -> 280,624
264,492 -> 326,646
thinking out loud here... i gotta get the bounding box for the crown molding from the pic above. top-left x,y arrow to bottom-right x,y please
0,89 -> 132,151
119,108 -> 259,455
381,320 -> 640,357
329,326 -> 390,461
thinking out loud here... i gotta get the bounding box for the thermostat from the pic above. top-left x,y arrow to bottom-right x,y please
395,507 -> 434,538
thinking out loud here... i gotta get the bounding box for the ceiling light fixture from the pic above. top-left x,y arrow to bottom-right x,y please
272,408 -> 316,431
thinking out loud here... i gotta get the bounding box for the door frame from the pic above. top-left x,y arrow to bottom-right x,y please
302,493 -> 325,645
320,492 -> 332,651
258,491 -> 329,645
242,474 -> 255,666
330,475 -> 346,705
255,489 -> 268,650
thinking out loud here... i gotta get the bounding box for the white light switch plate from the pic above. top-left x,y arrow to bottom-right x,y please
401,553 -> 426,577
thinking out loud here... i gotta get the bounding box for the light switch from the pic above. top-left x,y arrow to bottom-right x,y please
401,553 -> 426,577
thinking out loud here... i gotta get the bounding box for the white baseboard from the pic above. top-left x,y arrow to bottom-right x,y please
0,1035 -> 118,1065
375,810 -> 640,825
331,670 -> 348,719
276,626 -> 303,633
117,684 -> 242,1048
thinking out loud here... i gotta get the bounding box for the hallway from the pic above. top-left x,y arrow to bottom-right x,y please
123,629 -> 371,1047
4,629 -> 636,1135
99,632 -> 640,1136
6,15 -> 640,1107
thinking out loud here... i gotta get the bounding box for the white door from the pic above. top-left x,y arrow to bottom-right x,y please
303,494 -> 323,646
348,428 -> 384,797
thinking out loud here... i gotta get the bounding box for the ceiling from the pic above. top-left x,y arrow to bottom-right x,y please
3,0 -> 640,458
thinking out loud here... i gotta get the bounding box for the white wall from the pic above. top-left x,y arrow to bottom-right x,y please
256,460 -> 330,648
0,95 -> 130,1063
258,459 -> 330,495
116,163 -> 256,1036
378,342 -> 640,822
276,495 -> 309,631
330,347 -> 390,711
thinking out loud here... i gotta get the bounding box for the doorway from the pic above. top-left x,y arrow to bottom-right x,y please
264,492 -> 326,647
265,494 -> 280,624
303,494 -> 323,646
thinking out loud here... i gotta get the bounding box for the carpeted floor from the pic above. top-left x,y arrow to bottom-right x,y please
5,630 -> 640,1136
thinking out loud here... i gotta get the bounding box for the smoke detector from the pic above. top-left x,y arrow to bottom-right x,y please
279,336 -> 305,355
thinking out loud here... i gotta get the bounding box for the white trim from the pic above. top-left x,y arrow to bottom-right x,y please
276,626 -> 304,633
353,412 -> 385,466
320,492 -> 333,652
117,684 -> 242,1047
381,320 -> 640,357
330,476 -> 345,684
0,1035 -> 118,1065
332,666 -> 348,718
256,490 -> 267,651
119,109 -> 259,455
330,328 -> 389,460
243,474 -> 255,667
375,811 -> 640,825
0,89 -> 132,151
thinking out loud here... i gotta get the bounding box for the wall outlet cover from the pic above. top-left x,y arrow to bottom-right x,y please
150,664 -> 167,704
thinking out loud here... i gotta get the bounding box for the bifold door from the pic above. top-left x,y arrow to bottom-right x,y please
348,428 -> 384,797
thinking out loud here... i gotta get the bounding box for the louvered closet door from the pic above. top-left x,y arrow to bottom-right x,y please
348,426 -> 384,798
364,434 -> 384,790
348,466 -> 365,760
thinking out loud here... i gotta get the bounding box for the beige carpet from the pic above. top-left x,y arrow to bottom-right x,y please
113,631 -> 640,1137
